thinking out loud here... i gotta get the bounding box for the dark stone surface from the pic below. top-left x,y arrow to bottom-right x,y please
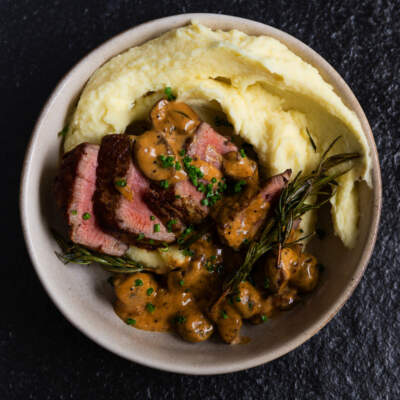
2,0 -> 399,398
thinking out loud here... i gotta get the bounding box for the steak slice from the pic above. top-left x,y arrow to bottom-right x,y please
214,170 -> 292,250
144,180 -> 208,231
186,122 -> 237,168
145,123 -> 234,227
54,143 -> 128,256
94,135 -> 175,244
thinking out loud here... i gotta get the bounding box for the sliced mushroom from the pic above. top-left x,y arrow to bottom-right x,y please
151,99 -> 201,136
134,130 -> 175,181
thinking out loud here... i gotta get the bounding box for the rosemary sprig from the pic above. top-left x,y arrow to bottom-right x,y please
52,230 -> 156,274
223,137 -> 360,293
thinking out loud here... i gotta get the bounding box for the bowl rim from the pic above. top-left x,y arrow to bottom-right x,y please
20,13 -> 382,375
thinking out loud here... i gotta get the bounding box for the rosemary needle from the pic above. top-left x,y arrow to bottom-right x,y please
52,230 -> 157,274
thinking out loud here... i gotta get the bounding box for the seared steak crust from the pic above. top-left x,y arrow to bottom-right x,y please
54,143 -> 128,256
94,134 -> 131,230
144,180 -> 208,232
94,134 -> 175,244
215,170 -> 292,250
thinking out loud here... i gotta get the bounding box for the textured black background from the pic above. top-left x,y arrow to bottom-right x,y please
3,0 -> 399,399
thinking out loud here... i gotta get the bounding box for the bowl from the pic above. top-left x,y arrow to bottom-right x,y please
20,13 -> 381,375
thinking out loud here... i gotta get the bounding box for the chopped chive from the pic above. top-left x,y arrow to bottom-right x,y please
261,315 -> 268,322
154,224 -> 160,233
164,87 -> 176,101
126,318 -> 136,325
175,194 -> 181,199
146,303 -> 155,313
211,177 -> 217,183
179,279 -> 184,287
175,161 -> 182,170
175,315 -> 186,324
146,287 -> 154,296
58,124 -> 69,137
201,198 -> 209,206
150,215 -> 156,221
70,209 -> 77,215
82,212 -> 91,220
149,239 -> 155,245
137,233 -> 145,240
179,149 -> 186,156
115,179 -> 127,187
236,297 -> 241,302
160,180 -> 169,189
221,311 -> 228,320
210,255 -> 216,261
239,148 -> 246,158
234,180 -> 246,193
135,279 -> 143,287
160,245 -> 169,252
167,219 -> 177,232
182,248 -> 194,257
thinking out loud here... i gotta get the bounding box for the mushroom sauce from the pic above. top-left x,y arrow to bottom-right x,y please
110,98 -> 320,344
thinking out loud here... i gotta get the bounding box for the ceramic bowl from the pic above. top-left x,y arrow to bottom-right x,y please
20,13 -> 381,374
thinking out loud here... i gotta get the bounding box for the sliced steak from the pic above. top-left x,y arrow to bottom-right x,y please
144,180 -> 208,231
186,122 -> 237,168
94,134 -> 175,244
214,170 -> 292,250
145,122 -> 235,227
54,143 -> 128,256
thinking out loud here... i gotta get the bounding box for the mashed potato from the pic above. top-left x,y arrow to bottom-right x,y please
65,23 -> 371,248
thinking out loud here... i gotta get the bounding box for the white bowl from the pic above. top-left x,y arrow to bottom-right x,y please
20,13 -> 381,375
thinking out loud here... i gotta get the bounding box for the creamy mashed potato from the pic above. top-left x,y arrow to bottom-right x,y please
126,245 -> 189,274
65,23 -> 371,248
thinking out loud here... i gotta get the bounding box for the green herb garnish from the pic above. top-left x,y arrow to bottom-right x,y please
70,209 -> 77,215
126,318 -> 136,325
234,180 -> 246,193
52,230 -> 151,274
158,154 -> 175,168
175,315 -> 186,324
82,212 -> 91,220
164,87 -> 176,101
146,288 -> 154,296
115,179 -> 127,187
146,303 -> 155,313
160,180 -> 169,189
58,124 -> 69,137
166,219 -> 177,232
223,137 -> 360,294
154,224 -> 160,233
135,279 -> 143,287
239,148 -> 246,158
